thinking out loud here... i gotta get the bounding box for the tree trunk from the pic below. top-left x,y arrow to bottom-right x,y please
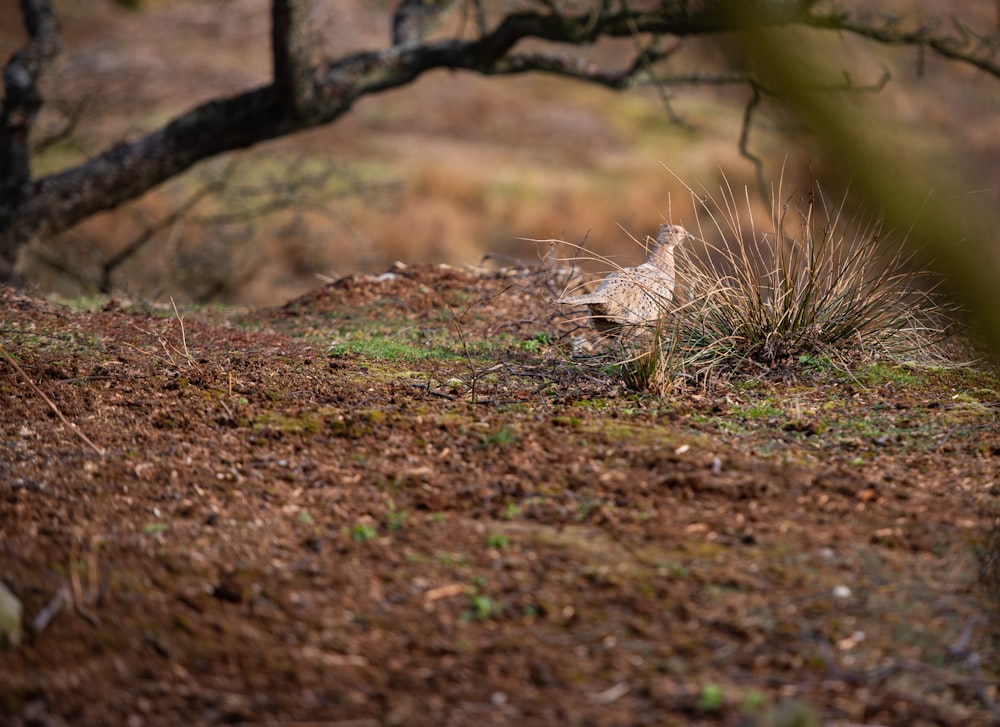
0,0 -> 62,278
272,0 -> 317,118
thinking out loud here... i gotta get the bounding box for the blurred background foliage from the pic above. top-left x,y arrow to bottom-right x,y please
0,0 -> 997,345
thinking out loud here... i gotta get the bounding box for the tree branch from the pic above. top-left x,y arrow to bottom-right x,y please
483,50 -> 644,88
30,97 -> 89,154
818,14 -> 1000,79
1,1 -> 995,281
272,0 -> 317,118
8,3 -> 775,251
739,84 -> 767,203
98,163 -> 236,293
392,0 -> 461,46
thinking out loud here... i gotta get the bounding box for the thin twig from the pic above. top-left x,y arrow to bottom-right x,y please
32,585 -> 70,634
408,381 -> 458,400
450,307 -> 482,403
0,343 -> 105,456
739,84 -> 768,205
68,545 -> 100,626
966,652 -> 1000,725
170,297 -> 192,363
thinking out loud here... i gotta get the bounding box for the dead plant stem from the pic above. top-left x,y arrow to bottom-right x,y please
170,297 -> 192,362
0,342 -> 105,456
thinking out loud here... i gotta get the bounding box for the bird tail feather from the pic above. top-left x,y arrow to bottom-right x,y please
557,294 -> 605,306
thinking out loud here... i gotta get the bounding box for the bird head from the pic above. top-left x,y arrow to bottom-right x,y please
654,224 -> 692,249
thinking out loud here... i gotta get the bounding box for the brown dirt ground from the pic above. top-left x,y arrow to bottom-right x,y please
1,267 -> 999,726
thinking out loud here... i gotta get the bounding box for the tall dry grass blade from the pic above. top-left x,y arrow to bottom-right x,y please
621,169 -> 963,392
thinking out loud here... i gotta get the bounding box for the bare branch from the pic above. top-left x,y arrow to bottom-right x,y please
485,49 -> 652,89
30,97 -> 90,154
471,0 -> 488,37
98,165 -> 234,293
638,65 -> 890,196
393,0 -> 460,46
633,66 -> 890,97
92,154 -> 393,293
0,2 -> 834,270
739,84 -> 767,204
824,14 -> 1000,79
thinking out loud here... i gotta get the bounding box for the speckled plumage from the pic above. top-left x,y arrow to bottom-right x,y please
558,224 -> 691,334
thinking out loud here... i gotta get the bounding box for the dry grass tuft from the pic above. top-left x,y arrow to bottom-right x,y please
557,171 -> 960,393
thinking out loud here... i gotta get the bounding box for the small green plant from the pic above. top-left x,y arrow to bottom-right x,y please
328,333 -> 459,362
574,498 -> 599,522
486,533 -> 509,549
519,331 -> 552,353
384,499 -> 408,532
856,362 -> 926,387
739,401 -> 782,420
436,551 -> 468,567
351,522 -> 378,542
742,690 -> 766,713
297,509 -> 320,537
480,424 -> 517,448
697,683 -> 725,711
462,594 -> 502,622
500,502 -> 522,520
798,353 -> 834,372
656,561 -> 690,578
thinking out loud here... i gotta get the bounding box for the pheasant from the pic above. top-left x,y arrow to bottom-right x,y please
558,224 -> 691,334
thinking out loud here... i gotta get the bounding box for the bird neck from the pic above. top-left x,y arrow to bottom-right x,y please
648,244 -> 676,280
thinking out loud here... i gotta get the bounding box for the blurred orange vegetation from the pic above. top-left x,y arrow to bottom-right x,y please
2,0 -> 998,304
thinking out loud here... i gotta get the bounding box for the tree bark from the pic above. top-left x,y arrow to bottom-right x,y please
0,0 -> 62,276
272,0 -> 316,118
